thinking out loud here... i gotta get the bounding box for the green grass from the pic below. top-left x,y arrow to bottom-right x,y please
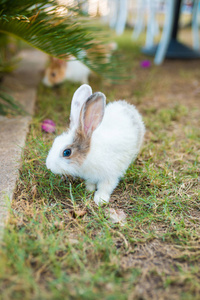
0,29 -> 200,300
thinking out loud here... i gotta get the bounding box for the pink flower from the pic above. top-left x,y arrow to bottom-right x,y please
140,60 -> 151,68
41,119 -> 56,133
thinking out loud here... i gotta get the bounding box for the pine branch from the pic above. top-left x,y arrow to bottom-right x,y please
0,0 -> 125,81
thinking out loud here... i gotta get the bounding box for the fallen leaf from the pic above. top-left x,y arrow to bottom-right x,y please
68,238 -> 79,245
105,208 -> 127,226
54,220 -> 64,229
69,209 -> 87,218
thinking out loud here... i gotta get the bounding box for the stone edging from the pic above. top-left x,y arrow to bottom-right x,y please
0,49 -> 47,241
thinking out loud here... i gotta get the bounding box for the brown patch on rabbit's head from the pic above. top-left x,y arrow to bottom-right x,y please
62,92 -> 105,165
43,57 -> 68,87
72,129 -> 91,164
62,129 -> 91,165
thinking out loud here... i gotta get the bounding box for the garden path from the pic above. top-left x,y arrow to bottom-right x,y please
0,49 -> 47,240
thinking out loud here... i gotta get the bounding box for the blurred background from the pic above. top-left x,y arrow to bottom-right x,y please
0,0 -> 199,113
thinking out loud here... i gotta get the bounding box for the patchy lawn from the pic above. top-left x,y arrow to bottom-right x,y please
0,29 -> 200,300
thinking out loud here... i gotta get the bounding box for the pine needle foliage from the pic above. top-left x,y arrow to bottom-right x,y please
0,0 -> 123,80
0,89 -> 25,115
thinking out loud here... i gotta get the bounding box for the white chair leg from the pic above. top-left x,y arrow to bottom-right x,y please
82,0 -> 88,14
115,0 -> 128,35
109,0 -> 119,29
154,0 -> 177,65
192,0 -> 200,50
132,0 -> 147,39
145,0 -> 158,48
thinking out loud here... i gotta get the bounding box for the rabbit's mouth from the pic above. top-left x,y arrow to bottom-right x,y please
53,82 -> 63,88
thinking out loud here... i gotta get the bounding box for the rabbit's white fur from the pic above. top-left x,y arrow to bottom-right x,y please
46,84 -> 145,205
65,58 -> 90,84
43,56 -> 91,87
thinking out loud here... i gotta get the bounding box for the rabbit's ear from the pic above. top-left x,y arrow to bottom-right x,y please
50,56 -> 56,62
70,84 -> 92,129
80,92 -> 106,136
50,57 -> 66,66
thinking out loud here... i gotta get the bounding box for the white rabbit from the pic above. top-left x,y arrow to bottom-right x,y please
46,84 -> 145,205
42,42 -> 117,87
42,55 -> 91,87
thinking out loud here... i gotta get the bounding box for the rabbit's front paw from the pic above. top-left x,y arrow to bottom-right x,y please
94,192 -> 110,206
86,181 -> 96,192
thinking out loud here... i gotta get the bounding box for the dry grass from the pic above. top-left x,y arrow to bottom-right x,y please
0,28 -> 200,300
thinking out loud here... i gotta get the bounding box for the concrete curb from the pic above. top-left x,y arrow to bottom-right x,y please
0,49 -> 47,241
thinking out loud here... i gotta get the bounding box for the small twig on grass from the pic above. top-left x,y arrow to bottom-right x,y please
25,157 -> 42,163
35,263 -> 50,282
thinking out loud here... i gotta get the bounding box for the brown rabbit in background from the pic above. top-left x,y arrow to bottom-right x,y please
42,42 -> 117,87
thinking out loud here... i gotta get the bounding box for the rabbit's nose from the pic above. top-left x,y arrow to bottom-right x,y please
42,75 -> 52,87
46,156 -> 60,175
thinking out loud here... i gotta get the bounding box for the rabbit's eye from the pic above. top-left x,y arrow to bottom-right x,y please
51,72 -> 56,77
63,148 -> 71,157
